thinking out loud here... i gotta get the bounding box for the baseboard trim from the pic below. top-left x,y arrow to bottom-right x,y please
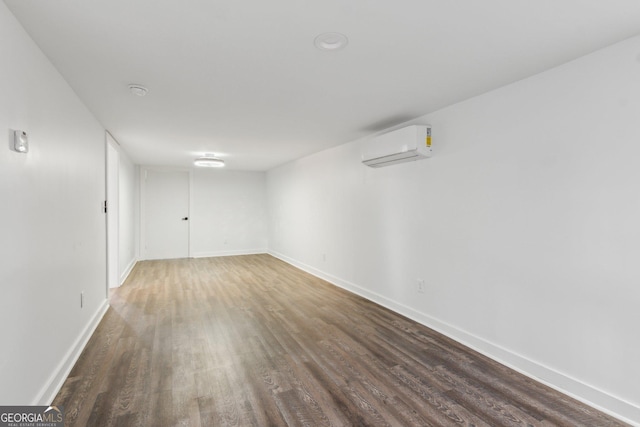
192,249 -> 267,258
119,257 -> 138,286
120,258 -> 138,286
33,300 -> 109,406
268,250 -> 640,426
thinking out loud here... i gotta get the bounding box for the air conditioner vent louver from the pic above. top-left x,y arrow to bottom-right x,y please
362,125 -> 431,168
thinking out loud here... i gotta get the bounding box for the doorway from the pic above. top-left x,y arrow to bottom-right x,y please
142,169 -> 190,260
106,135 -> 119,289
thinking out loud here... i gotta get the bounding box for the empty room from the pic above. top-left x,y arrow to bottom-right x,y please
1,0 -> 639,426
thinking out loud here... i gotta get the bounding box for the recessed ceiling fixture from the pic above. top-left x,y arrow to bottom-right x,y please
194,154 -> 225,168
128,84 -> 148,97
314,32 -> 348,51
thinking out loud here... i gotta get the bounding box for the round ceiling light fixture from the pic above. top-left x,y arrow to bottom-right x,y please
314,32 -> 348,51
128,84 -> 149,97
194,154 -> 225,168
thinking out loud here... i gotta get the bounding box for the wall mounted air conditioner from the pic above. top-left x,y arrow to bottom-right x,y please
362,125 -> 432,168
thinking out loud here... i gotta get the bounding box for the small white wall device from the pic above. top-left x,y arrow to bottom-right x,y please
362,125 -> 431,167
13,130 -> 29,153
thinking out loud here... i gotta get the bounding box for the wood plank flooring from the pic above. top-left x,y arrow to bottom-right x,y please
54,254 -> 628,426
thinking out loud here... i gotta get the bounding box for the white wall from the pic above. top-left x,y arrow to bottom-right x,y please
267,35 -> 640,424
0,1 -> 108,405
191,169 -> 267,257
118,144 -> 139,283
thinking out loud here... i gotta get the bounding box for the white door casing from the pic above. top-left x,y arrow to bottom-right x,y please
106,136 -> 119,288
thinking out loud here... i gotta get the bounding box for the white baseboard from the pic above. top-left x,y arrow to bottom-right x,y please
192,249 -> 267,258
33,300 -> 109,406
119,257 -> 138,286
268,250 -> 640,426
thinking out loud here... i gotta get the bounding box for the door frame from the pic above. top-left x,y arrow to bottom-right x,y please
140,166 -> 193,260
105,133 -> 120,289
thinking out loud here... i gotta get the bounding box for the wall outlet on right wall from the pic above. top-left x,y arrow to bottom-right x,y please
416,279 -> 425,294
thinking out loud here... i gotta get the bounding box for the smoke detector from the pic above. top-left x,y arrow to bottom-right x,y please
128,84 -> 149,97
314,32 -> 349,51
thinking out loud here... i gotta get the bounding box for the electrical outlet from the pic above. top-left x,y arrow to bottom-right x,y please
417,279 -> 425,294
80,291 -> 84,308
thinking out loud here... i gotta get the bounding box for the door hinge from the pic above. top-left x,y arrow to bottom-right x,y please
103,200 -> 108,214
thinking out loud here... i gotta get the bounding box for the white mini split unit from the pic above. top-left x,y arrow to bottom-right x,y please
362,125 -> 432,168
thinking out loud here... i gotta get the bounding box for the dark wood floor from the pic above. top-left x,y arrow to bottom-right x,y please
54,254 -> 627,426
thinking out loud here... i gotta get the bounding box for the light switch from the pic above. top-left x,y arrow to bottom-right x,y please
13,130 -> 28,153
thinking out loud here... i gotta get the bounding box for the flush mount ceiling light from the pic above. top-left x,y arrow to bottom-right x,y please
194,154 -> 225,168
314,32 -> 348,51
128,84 -> 148,97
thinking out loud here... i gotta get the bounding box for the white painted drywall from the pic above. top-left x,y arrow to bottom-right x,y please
117,144 -> 139,284
191,169 -> 267,257
0,2 -> 107,404
267,35 -> 640,423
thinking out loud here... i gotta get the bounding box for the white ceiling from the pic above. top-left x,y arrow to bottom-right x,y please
5,0 -> 640,170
